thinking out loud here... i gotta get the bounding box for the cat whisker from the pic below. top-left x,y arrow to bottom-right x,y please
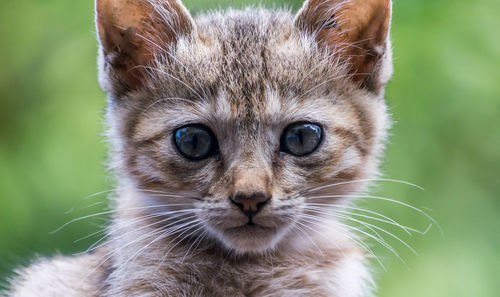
305,207 -> 400,237
85,214 -> 200,280
289,215 -> 346,257
147,194 -> 203,201
123,219 -> 205,269
136,188 -> 191,196
136,188 -> 204,201
302,211 -> 380,246
52,203 -> 197,234
181,229 -> 210,263
154,220 -> 207,272
79,214 -> 171,254
303,212 -> 404,267
305,203 -> 428,235
304,207 -> 418,256
84,189 -> 117,200
305,194 -> 442,235
84,221 -> 177,282
333,221 -> 388,270
87,213 -> 196,257
307,203 -> 412,233
302,178 -> 425,195
78,208 -> 200,254
291,221 -> 326,257
83,201 -> 107,209
61,189 -> 113,215
301,211 -> 409,269
296,214 -> 386,270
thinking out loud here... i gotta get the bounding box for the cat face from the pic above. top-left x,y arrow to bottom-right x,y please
97,0 -> 392,254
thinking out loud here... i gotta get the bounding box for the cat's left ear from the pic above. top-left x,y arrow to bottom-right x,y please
96,0 -> 195,96
295,0 -> 392,91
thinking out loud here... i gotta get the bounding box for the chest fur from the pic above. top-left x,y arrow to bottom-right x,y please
102,245 -> 371,297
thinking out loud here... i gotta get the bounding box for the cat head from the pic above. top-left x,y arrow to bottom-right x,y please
96,0 -> 392,254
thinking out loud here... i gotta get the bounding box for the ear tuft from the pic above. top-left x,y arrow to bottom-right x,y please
96,0 -> 195,95
296,0 -> 392,90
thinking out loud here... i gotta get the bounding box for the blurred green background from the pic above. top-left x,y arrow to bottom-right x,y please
0,0 -> 499,295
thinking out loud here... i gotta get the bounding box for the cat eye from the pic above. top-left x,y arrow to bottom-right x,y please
173,124 -> 218,161
280,122 -> 323,157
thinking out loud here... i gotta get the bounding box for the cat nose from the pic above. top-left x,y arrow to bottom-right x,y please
231,192 -> 270,218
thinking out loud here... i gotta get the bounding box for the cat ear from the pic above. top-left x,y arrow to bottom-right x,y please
295,0 -> 392,91
96,0 -> 195,95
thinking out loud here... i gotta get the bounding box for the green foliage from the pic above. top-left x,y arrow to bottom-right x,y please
0,0 -> 498,295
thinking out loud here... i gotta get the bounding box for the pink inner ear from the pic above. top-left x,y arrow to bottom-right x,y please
297,0 -> 392,87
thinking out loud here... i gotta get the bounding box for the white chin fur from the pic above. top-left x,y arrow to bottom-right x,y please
216,225 -> 290,254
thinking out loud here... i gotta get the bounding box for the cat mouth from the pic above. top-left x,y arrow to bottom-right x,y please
205,213 -> 291,253
245,217 -> 257,226
217,220 -> 288,253
224,221 -> 277,235
228,221 -> 273,231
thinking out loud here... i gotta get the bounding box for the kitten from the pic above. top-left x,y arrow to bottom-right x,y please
6,0 -> 393,296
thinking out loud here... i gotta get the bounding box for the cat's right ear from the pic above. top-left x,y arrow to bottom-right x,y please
96,0 -> 195,96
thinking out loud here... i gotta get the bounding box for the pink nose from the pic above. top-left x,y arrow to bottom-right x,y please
231,193 -> 270,218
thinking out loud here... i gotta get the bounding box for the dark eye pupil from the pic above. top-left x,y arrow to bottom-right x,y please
174,125 -> 216,160
281,123 -> 322,156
